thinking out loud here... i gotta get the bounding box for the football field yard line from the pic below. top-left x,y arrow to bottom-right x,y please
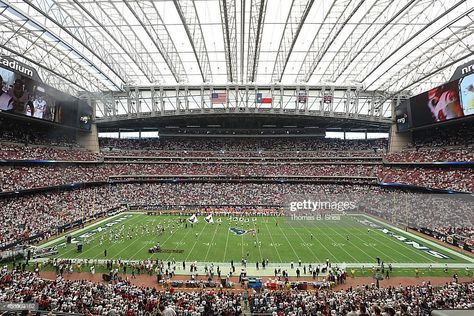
63,214 -> 139,260
337,220 -> 406,263
222,224 -> 231,263
353,216 -> 443,263
309,220 -> 360,263
297,221 -> 338,262
115,217 -> 164,260
318,219 -> 381,262
241,233 -> 244,259
92,215 -> 146,261
107,216 -> 151,260
164,221 -> 195,262
255,226 -> 264,261
56,214 -> 137,259
144,216 -> 162,261
204,224 -> 220,262
51,214 -> 472,266
358,216 -> 447,263
263,219 -> 283,263
353,223 -> 428,263
328,218 -> 401,263
276,221 -> 302,261
184,222 -> 209,262
363,215 -> 474,263
40,211 -> 133,249
286,221 -> 320,262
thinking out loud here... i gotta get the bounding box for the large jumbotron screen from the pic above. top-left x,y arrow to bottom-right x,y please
0,60 -> 92,130
408,72 -> 474,128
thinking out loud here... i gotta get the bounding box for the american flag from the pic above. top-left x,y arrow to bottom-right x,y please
211,92 -> 227,104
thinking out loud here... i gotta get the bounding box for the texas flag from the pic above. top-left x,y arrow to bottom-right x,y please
256,93 -> 272,104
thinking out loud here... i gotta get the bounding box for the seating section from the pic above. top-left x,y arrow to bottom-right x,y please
0,164 -> 380,192
0,143 -> 102,161
385,122 -> 474,162
0,269 -> 243,315
378,166 -> 474,192
249,282 -> 474,315
0,269 -> 472,314
99,137 -> 388,152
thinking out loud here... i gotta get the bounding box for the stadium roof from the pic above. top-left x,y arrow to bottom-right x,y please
1,0 -> 473,96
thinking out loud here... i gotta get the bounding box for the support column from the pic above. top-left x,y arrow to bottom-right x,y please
389,124 -> 412,152
77,123 -> 100,153
388,99 -> 412,152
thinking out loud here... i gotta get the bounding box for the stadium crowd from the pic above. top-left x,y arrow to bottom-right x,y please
0,164 -> 379,192
0,120 -> 78,148
384,122 -> 474,162
0,268 -> 243,315
249,282 -> 474,315
385,148 -> 474,163
2,162 -> 473,193
0,267 -> 473,315
1,183 -> 472,250
410,122 -> 474,149
0,143 -> 101,161
99,137 -> 388,152
103,149 -> 382,159
378,167 -> 474,192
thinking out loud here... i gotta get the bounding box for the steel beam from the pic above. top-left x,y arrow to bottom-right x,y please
357,0 -> 466,84
296,0 -> 363,83
247,0 -> 267,83
219,0 -> 238,83
123,0 -> 187,84
173,0 -> 212,82
10,0 -> 128,89
0,5 -> 107,92
272,0 -> 315,83
319,0 -> 412,84
90,84 -> 392,124
370,7 -> 474,92
70,0 -> 163,85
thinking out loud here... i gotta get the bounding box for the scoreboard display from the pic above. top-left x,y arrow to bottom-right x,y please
0,56 -> 92,130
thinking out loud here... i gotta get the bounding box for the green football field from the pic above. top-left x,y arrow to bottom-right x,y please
43,212 -> 473,266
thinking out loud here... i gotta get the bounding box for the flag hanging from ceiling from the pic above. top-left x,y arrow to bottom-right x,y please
323,95 -> 333,104
205,214 -> 214,224
256,93 -> 272,104
188,214 -> 198,224
211,92 -> 227,104
297,91 -> 308,104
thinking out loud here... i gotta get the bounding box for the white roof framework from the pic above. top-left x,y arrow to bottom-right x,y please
1,0 -> 473,97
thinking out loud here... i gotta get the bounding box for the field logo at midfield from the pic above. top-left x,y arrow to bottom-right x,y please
229,227 -> 256,236
357,219 -> 450,259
